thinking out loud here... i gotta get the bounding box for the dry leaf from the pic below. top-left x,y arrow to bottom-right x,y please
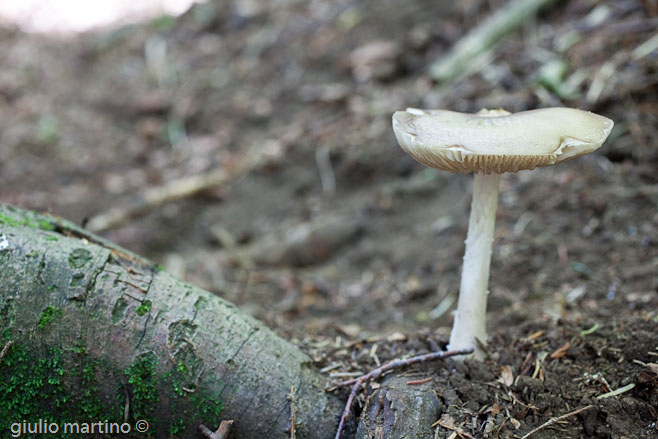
522,330 -> 545,342
432,413 -> 456,429
498,365 -> 514,386
433,414 -> 474,438
485,403 -> 502,416
386,332 -> 407,342
550,341 -> 571,359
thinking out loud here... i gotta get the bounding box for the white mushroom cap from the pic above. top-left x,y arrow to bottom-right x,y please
392,107 -> 614,174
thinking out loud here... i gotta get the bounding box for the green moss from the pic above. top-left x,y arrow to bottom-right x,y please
163,361 -> 223,436
0,212 -> 57,233
68,248 -> 93,269
37,306 -> 62,329
0,214 -> 19,227
189,388 -> 223,428
1,345 -> 64,424
170,418 -> 187,436
123,352 -> 158,425
0,214 -> 37,229
167,364 -> 187,397
120,353 -> 224,438
135,300 -> 152,316
45,235 -> 59,241
38,220 -> 57,231
69,272 -> 85,287
0,335 -> 222,438
0,342 -> 119,435
112,298 -> 129,323
194,297 -> 207,310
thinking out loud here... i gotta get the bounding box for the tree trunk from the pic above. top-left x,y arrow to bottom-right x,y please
0,204 -> 344,439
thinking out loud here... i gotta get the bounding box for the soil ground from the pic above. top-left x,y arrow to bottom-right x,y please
1,0 -> 657,437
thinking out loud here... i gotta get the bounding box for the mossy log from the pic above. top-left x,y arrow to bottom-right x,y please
0,204 -> 344,439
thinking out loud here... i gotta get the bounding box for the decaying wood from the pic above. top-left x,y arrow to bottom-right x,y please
0,204 -> 343,439
429,0 -> 556,84
333,349 -> 472,439
356,375 -> 442,439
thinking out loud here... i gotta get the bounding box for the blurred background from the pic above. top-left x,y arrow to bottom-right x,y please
0,0 -> 200,33
0,0 -> 656,344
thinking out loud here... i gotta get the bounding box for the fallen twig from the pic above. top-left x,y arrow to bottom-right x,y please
406,377 -> 433,385
87,169 -> 231,232
86,148 -> 271,232
596,383 -> 635,399
199,420 -> 233,439
587,32 -> 658,105
332,348 -> 472,439
0,340 -> 13,364
315,145 -> 336,196
335,348 -> 473,389
429,0 -> 556,83
519,405 -> 594,439
87,121 -> 305,233
334,380 -> 362,439
288,385 -> 297,439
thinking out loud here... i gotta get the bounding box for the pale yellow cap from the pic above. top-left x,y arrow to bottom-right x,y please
392,107 -> 614,174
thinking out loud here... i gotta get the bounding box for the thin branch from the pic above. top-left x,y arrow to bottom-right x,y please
332,348 -> 472,439
406,377 -> 433,385
199,420 -> 233,439
288,385 -> 297,439
315,145 -> 336,196
0,340 -> 13,364
87,150 -> 268,232
429,0 -> 556,83
87,122 -> 306,233
87,170 -> 230,232
596,383 -> 635,399
520,405 -> 594,439
335,348 -> 473,389
334,380 -> 362,439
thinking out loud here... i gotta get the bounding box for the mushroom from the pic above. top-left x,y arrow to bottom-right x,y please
392,107 -> 613,358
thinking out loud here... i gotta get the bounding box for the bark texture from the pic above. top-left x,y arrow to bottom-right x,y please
0,204 -> 343,438
356,375 -> 441,439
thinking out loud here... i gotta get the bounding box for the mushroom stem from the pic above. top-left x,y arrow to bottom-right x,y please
448,172 -> 500,359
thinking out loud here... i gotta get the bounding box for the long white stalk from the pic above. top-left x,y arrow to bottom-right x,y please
447,172 -> 501,358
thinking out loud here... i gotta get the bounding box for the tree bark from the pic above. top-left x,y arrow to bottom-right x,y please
356,376 -> 441,439
0,204 -> 343,438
